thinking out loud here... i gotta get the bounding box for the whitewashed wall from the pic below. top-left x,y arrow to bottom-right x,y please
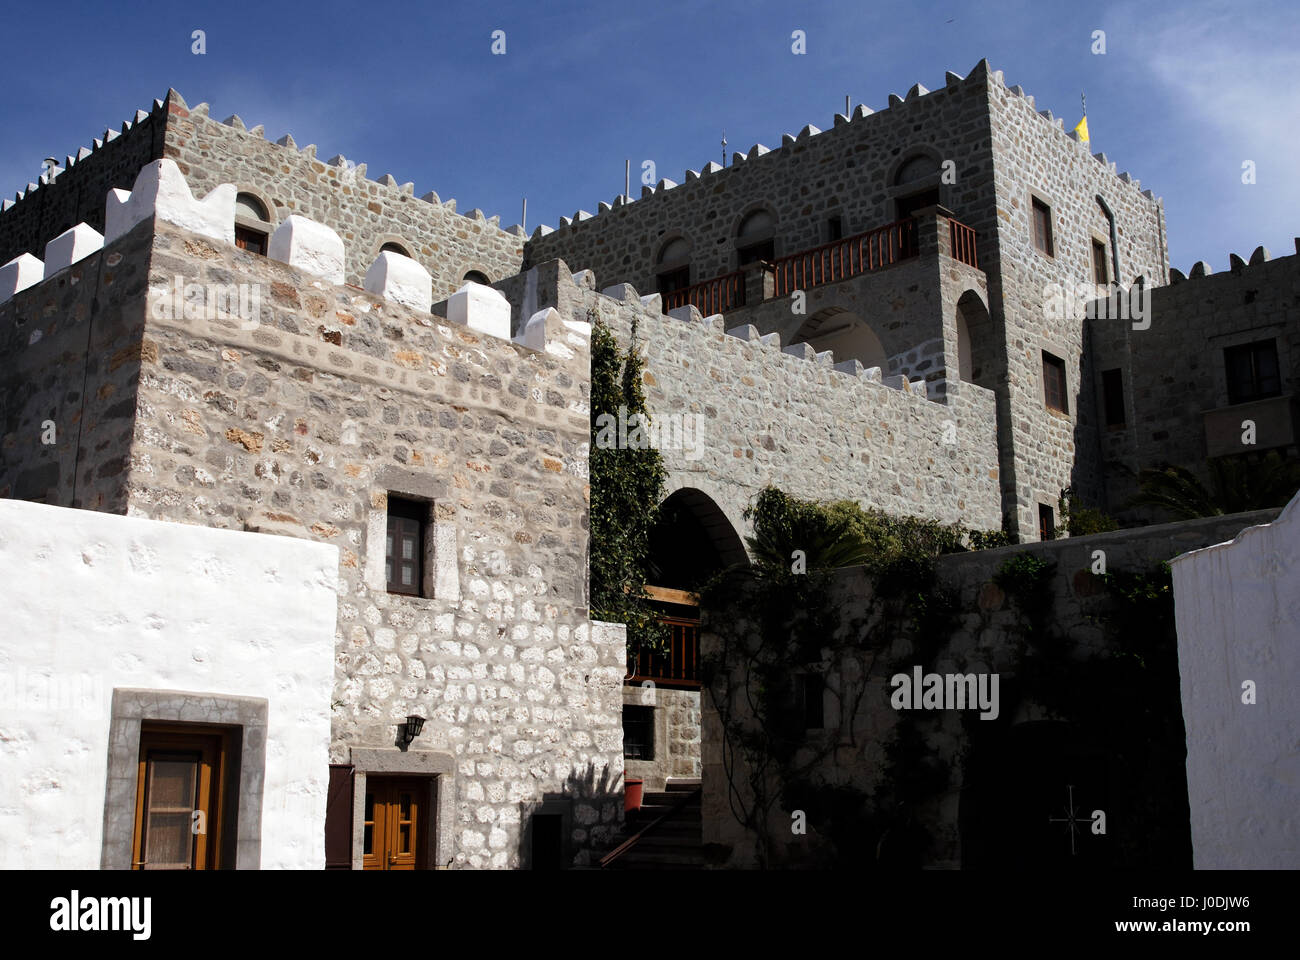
0,500 -> 338,869
1170,493 -> 1300,869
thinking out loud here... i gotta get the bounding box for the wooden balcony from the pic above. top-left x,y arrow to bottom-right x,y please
658,213 -> 979,315
627,585 -> 700,688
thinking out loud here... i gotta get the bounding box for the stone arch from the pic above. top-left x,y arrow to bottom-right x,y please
791,308 -> 887,370
234,185 -> 277,224
955,289 -> 995,388
657,235 -> 691,265
731,203 -> 779,267
463,268 -> 492,285
646,486 -> 749,590
890,149 -> 942,186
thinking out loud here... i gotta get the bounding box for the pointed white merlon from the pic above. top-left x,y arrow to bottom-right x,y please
815,350 -> 834,366
559,216 -> 573,228
862,366 -> 882,382
575,209 -> 593,220
683,171 -> 699,183
700,313 -> 725,332
1229,253 -> 1247,271
571,269 -> 596,290
833,114 -> 849,127
1189,261 -> 1211,278
0,253 -> 44,304
888,94 -> 904,107
906,84 -> 929,100
43,223 -> 104,273
667,305 -> 700,324
448,282 -> 511,340
852,104 -> 873,119
364,251 -> 432,313
420,190 -> 440,204
909,379 -> 928,398
598,200 -> 613,211
532,224 -> 554,238
268,215 -> 345,284
883,374 -> 909,391
516,307 -> 592,357
277,133 -> 296,148
798,125 -> 820,139
759,332 -> 781,348
1,199 -> 12,211
726,324 -> 760,342
782,133 -> 797,146
639,293 -> 662,313
1008,85 -> 1024,97
731,153 -> 746,166
1250,246 -> 1272,264
783,343 -> 816,360
945,71 -> 964,86
746,144 -> 769,159
702,161 -> 722,174
601,283 -> 638,302
223,115 -> 245,130
104,158 -> 235,245
834,359 -> 865,377
504,225 -> 525,236
1168,268 -> 1186,284
135,109 -> 149,123
654,180 -> 676,191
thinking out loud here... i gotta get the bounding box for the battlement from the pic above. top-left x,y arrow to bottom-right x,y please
531,59 -> 1158,242
1165,242 -> 1297,284
0,159 -> 582,362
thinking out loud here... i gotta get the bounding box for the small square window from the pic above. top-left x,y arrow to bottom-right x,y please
1102,368 -> 1125,427
234,225 -> 268,257
1224,339 -> 1282,405
657,266 -> 691,296
1032,197 -> 1054,256
1091,239 -> 1108,285
801,673 -> 825,729
1043,351 -> 1068,414
1039,504 -> 1056,541
386,496 -> 427,596
623,705 -> 654,760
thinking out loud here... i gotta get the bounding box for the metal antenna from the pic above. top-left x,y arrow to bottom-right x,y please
721,131 -> 727,168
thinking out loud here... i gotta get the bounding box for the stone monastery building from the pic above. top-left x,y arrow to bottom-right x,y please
0,60 -> 1295,869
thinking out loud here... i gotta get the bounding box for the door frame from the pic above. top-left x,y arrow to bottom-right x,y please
349,747 -> 456,870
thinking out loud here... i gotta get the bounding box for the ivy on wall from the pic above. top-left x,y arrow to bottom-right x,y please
588,307 -> 668,656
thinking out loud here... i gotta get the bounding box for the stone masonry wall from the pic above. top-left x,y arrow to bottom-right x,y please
982,69 -> 1169,533
0,104 -> 164,265
161,91 -> 526,299
1089,248 -> 1300,517
9,215 -> 625,869
0,218 -> 154,511
700,508 -> 1276,868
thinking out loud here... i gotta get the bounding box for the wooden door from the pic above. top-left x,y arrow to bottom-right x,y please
363,778 -> 426,870
132,726 -> 227,870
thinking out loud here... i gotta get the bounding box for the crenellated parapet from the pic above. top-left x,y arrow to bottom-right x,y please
0,160 -> 578,358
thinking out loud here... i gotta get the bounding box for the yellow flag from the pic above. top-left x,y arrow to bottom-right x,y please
1074,115 -> 1090,144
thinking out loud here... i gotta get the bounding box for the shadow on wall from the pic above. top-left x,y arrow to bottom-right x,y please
520,760 -> 624,869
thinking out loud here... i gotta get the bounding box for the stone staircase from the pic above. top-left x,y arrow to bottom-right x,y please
603,780 -> 703,870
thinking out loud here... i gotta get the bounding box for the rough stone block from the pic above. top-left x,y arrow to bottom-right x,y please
268,215 -> 345,285
0,253 -> 44,304
364,251 -> 433,313
105,158 -> 235,246
448,282 -> 511,340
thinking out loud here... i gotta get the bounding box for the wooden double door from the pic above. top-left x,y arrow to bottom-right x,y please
363,777 -> 429,870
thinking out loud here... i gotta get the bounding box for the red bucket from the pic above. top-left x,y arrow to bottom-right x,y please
624,777 -> 644,812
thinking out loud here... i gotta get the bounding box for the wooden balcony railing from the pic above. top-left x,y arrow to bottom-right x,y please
772,218 -> 919,297
628,616 -> 700,687
661,269 -> 746,316
657,214 -> 979,314
949,218 -> 978,268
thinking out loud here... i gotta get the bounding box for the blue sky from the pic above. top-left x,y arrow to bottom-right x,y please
2,0 -> 1295,271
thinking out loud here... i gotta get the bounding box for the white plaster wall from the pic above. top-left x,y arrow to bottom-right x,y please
0,500 -> 339,869
1170,492 -> 1300,869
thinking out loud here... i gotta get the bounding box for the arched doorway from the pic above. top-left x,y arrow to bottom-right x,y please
955,290 -> 996,389
790,308 -> 888,371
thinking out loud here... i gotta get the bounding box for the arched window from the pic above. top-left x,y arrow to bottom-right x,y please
791,310 -> 887,371
736,209 -> 776,265
894,154 -> 940,185
657,237 -> 691,297
463,270 -> 490,285
894,154 -> 942,220
380,241 -> 412,257
234,192 -> 272,256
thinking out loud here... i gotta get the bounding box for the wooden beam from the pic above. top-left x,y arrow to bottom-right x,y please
642,585 -> 699,606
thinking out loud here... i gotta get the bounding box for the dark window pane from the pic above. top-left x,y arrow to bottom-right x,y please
1102,368 -> 1125,427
